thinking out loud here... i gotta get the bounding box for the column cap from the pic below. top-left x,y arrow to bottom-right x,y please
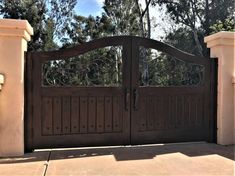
0,19 -> 34,41
204,31 -> 235,48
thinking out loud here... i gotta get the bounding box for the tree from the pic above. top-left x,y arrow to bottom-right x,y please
210,17 -> 235,33
103,0 -> 153,38
0,0 -> 76,51
43,46 -> 123,86
135,0 -> 153,38
152,0 -> 234,56
64,14 -> 115,46
103,0 -> 141,36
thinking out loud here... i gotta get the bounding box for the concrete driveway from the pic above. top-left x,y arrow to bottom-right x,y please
0,142 -> 234,176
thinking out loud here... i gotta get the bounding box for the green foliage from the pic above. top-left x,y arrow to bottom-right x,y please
152,0 -> 234,56
2,0 -> 232,86
104,0 -> 141,36
210,17 -> 235,33
0,0 -> 76,51
43,47 -> 122,86
63,0 -> 144,47
164,27 -> 205,56
139,48 -> 204,86
65,14 -> 115,46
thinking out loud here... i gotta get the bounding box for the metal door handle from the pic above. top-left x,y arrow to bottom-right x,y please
125,88 -> 130,111
134,89 -> 139,110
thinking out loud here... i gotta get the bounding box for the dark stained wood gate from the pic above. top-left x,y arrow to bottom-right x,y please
25,36 -> 217,151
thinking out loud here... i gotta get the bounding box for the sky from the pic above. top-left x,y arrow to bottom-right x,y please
75,0 -> 169,40
75,0 -> 104,17
0,0 -> 169,40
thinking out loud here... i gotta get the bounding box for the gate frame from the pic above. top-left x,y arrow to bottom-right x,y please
24,36 -> 218,151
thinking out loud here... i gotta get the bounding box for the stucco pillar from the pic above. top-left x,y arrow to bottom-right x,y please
0,19 -> 33,156
205,31 -> 235,145
233,77 -> 235,144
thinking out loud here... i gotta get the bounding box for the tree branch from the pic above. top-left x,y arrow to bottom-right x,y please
141,0 -> 152,18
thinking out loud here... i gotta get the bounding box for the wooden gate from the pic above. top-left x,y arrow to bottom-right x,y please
25,36 -> 217,151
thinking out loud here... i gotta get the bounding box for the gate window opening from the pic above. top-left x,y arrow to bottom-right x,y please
42,46 -> 123,87
139,47 -> 205,87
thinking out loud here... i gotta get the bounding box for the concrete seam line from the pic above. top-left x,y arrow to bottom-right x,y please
42,149 -> 52,176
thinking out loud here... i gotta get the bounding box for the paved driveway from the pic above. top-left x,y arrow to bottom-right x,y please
0,142 -> 234,176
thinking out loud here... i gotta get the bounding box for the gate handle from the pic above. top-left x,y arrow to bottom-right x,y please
125,88 -> 130,111
133,89 -> 139,110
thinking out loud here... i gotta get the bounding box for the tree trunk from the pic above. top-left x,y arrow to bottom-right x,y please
192,29 -> 203,56
145,0 -> 151,38
135,0 -> 145,37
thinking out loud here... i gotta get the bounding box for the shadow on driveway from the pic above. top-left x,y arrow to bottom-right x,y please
0,142 -> 234,164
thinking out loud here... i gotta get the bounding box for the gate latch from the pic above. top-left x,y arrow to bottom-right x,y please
133,89 -> 139,110
125,88 -> 130,111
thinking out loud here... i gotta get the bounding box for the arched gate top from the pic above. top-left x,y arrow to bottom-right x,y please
29,36 -> 209,65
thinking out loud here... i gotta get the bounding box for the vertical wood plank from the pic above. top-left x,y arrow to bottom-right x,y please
163,96 -> 170,129
169,96 -> 176,129
139,97 -> 147,131
190,95 -> 196,126
96,97 -> 104,133
113,97 -> 122,132
71,97 -> 79,133
159,96 -> 165,129
201,94 -> 206,126
62,97 -> 71,134
105,97 -> 113,132
176,96 -> 183,128
88,97 -> 96,133
80,97 -> 88,133
42,97 -> 53,135
53,97 -> 62,135
147,96 -> 154,131
183,95 -> 190,127
154,96 -> 160,129
173,96 -> 178,129
97,97 -> 105,133
197,95 -> 203,126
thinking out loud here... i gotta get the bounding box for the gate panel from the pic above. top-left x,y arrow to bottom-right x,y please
131,37 -> 215,144
26,37 -> 132,150
25,36 -> 216,150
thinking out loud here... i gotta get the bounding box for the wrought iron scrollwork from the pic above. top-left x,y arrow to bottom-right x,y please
139,47 -> 205,87
42,46 -> 123,87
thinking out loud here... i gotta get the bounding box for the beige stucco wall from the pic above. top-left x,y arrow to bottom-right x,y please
0,19 -> 33,156
205,31 -> 235,145
233,77 -> 235,143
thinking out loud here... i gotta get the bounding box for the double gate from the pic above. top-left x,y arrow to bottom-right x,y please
25,36 -> 217,150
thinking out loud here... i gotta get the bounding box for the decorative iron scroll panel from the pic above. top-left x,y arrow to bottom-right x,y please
42,46 -> 123,87
25,36 -> 216,150
139,47 -> 205,87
